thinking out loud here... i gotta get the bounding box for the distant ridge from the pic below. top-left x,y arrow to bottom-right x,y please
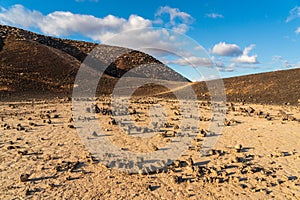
221,68 -> 300,105
155,68 -> 300,105
0,25 -> 299,105
187,68 -> 300,105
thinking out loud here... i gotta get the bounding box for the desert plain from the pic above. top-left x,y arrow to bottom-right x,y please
0,96 -> 299,199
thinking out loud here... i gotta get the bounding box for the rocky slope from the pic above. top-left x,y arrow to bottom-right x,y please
0,25 -> 188,100
189,69 -> 300,105
1,25 -> 299,105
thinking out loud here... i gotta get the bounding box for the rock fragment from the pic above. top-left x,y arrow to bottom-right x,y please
20,174 -> 30,182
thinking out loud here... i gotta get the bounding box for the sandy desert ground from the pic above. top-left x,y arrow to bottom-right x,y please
0,97 -> 299,199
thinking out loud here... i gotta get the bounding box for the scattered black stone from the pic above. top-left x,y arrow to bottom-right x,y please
17,126 -> 25,131
230,119 -> 242,124
151,144 -> 158,151
53,114 -> 59,118
17,150 -> 28,155
247,107 -> 255,114
234,144 -> 243,153
170,175 -> 182,184
229,103 -> 236,111
286,175 -> 298,181
207,149 -> 226,156
200,129 -> 207,137
20,174 -> 30,182
92,131 -> 99,137
29,122 -> 36,126
7,146 -> 16,150
92,104 -> 101,113
3,123 -> 11,130
108,119 -> 117,125
130,109 -> 137,115
174,111 -> 180,116
172,160 -> 187,168
68,125 -> 75,129
234,157 -> 245,163
254,110 -> 264,116
278,110 -> 297,121
162,122 -> 171,128
186,156 -> 194,166
224,119 -> 231,126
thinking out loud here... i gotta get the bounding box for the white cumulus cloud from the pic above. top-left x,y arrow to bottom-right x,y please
40,12 -> 152,42
155,6 -> 194,33
206,13 -> 223,19
1,4 -> 227,75
286,6 -> 300,22
233,44 -> 258,64
286,6 -> 300,35
0,4 -> 194,42
1,4 -> 211,71
212,42 -> 242,57
0,4 -> 43,28
166,56 -> 213,67
272,55 -> 300,69
212,43 -> 259,70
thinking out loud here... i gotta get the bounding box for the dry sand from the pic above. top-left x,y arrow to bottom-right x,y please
0,97 -> 299,199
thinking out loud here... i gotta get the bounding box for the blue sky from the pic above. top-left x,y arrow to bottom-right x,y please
0,0 -> 299,80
